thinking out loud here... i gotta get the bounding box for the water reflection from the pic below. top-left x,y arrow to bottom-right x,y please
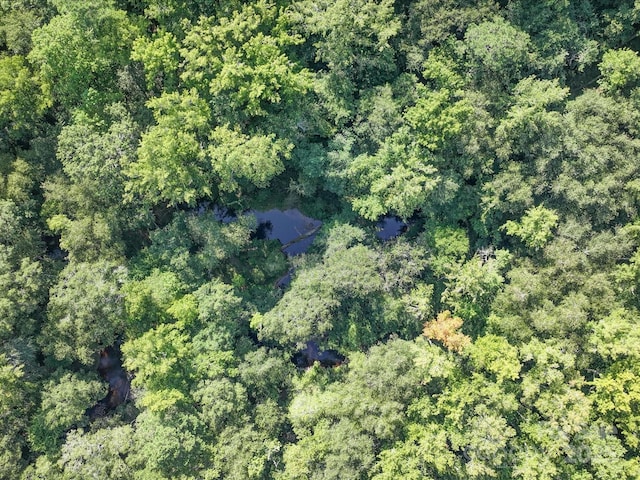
86,346 -> 131,420
292,341 -> 346,368
253,209 -> 323,255
375,216 -> 407,241
206,203 -> 323,257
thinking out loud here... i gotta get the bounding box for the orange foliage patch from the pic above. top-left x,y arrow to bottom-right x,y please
423,310 -> 471,352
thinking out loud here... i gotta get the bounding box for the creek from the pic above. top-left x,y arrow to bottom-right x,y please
86,346 -> 130,419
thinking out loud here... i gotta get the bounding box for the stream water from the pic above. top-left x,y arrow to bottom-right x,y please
86,346 -> 130,419
375,215 -> 408,241
85,208 -> 409,415
252,209 -> 323,256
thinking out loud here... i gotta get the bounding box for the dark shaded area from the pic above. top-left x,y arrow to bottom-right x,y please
375,215 -> 408,241
207,204 -> 323,255
252,209 -> 322,256
86,346 -> 131,420
292,341 -> 346,368
212,203 -> 237,223
252,220 -> 274,240
275,269 -> 293,289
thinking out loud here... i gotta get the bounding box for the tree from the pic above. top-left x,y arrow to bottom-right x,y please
238,347 -> 295,404
128,409 -> 207,478
400,0 -> 500,71
592,360 -> 640,450
289,0 -> 400,124
493,76 -> 568,162
502,205 -> 559,250
599,48 -> 640,95
0,355 -> 35,479
463,17 -> 535,91
465,334 -> 520,383
28,0 -> 141,111
192,377 -> 248,436
589,308 -> 640,361
254,228 -> 383,346
180,1 -> 312,121
43,104 -> 145,262
346,131 -> 440,220
126,90 -> 211,206
338,55 -> 475,222
40,261 -> 127,365
210,424 -> 282,480
131,29 -> 180,92
423,310 -> 471,353
507,0 -> 600,77
58,425 -> 134,480
122,269 -> 186,336
555,90 -> 640,227
123,322 -> 195,412
0,55 -> 49,142
28,371 -> 106,454
0,200 -> 47,342
283,339 -> 429,480
0,0 -> 54,55
208,125 -> 290,194
134,210 -> 256,286
441,249 -> 511,332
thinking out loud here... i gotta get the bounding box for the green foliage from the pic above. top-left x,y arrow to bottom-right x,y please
40,260 -> 127,365
494,76 -> 569,162
123,269 -> 185,335
590,308 -> 640,361
441,249 -> 511,331
180,1 -> 312,120
503,205 -> 559,249
0,55 -> 48,140
28,371 -> 106,454
254,241 -> 383,345
0,199 -> 47,341
592,360 -> 640,449
5,0 -> 640,477
43,103 -> 145,261
0,354 -> 35,479
210,424 -> 281,480
58,425 -> 134,480
507,0 -> 600,76
128,410 -> 206,478
123,322 -> 193,412
405,58 -> 472,152
135,210 -> 256,286
238,347 -> 294,404
600,48 -> 640,95
463,17 -> 535,90
209,125 -> 290,193
284,339 -> 430,480
337,56 -> 477,222
255,224 -> 427,348
401,0 -> 499,68
0,1 -> 53,55
126,90 -> 211,206
466,334 -> 521,382
28,0 -> 141,110
347,130 -> 440,220
131,30 -> 180,92
292,0 -> 399,81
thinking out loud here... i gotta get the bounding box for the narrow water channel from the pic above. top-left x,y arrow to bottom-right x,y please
86,346 -> 130,419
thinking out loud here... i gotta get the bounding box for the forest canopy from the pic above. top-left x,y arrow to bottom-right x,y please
2,0 -> 640,478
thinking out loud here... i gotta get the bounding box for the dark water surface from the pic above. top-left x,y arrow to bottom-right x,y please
210,204 -> 323,256
253,209 -> 322,255
375,216 -> 408,241
86,346 -> 130,419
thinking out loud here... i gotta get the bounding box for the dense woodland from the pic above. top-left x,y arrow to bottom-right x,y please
2,0 -> 640,478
